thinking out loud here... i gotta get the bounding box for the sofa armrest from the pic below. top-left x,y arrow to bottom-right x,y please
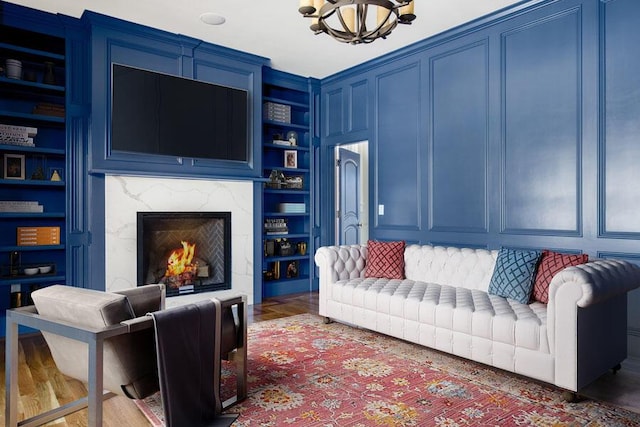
315,245 -> 368,284
548,260 -> 640,345
547,259 -> 640,390
314,245 -> 368,317
548,259 -> 640,308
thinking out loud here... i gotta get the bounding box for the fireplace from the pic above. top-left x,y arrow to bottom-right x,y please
137,211 -> 231,297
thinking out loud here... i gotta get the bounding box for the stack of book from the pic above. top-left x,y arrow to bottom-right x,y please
272,139 -> 293,146
33,102 -> 65,118
0,201 -> 44,213
17,226 -> 60,246
264,218 -> 288,235
0,123 -> 37,147
278,203 -> 305,213
264,102 -> 291,123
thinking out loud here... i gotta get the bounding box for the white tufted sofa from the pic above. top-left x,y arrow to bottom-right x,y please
314,244 -> 640,394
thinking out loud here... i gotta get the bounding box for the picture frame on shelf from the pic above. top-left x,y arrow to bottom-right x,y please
285,260 -> 299,279
3,154 -> 25,180
48,167 -> 63,182
284,150 -> 297,169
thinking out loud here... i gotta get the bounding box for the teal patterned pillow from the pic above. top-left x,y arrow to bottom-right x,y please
488,248 -> 541,304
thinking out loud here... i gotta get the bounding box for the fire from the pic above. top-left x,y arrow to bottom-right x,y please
165,241 -> 196,277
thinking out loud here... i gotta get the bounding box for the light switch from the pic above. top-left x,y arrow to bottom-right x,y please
378,204 -> 384,216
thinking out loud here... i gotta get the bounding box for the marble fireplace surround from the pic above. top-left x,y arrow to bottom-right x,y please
104,175 -> 254,306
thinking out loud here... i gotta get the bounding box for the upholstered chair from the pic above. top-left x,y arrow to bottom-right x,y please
5,284 -> 247,427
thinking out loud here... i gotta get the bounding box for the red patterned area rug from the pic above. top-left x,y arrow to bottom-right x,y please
135,314 -> 640,426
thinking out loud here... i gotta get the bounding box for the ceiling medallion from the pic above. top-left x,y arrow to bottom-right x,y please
299,0 -> 416,44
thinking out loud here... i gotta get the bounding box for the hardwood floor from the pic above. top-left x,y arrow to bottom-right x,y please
0,292 -> 319,427
1,291 -> 638,426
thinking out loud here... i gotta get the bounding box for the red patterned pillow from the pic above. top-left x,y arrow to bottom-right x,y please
533,250 -> 588,303
365,240 -> 406,279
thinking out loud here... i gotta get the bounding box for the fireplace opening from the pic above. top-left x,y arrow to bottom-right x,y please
137,212 -> 231,297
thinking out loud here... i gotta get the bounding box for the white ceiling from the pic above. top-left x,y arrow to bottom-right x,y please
7,0 -> 521,79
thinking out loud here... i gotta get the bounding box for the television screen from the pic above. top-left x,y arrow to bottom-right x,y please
111,64 -> 248,162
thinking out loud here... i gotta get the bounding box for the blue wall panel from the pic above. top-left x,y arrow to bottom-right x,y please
501,9 -> 581,235
430,41 -> 489,233
602,0 -> 640,237
324,88 -> 344,138
375,61 -> 421,230
348,80 -> 369,134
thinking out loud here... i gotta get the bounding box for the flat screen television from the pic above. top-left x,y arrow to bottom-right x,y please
111,64 -> 248,162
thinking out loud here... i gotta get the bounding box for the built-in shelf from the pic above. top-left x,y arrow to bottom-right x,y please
0,212 -> 65,218
263,120 -> 309,131
0,109 -> 64,124
0,245 -> 65,252
0,144 -> 65,155
0,41 -> 65,61
0,24 -> 67,333
263,96 -> 309,110
0,274 -> 65,287
261,69 -> 314,298
0,179 -> 65,187
0,76 -> 65,93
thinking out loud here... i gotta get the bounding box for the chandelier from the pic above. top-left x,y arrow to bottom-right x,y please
299,0 -> 416,45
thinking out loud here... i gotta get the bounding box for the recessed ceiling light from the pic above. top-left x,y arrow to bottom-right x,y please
200,13 -> 226,26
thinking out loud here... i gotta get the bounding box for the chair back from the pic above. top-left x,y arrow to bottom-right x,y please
31,284 -> 163,399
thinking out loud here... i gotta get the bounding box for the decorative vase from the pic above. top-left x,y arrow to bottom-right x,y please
43,61 -> 56,85
6,59 -> 22,79
297,241 -> 307,256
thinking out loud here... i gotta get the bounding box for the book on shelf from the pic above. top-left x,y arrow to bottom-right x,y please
0,135 -> 35,146
272,139 -> 293,146
17,226 -> 60,246
0,124 -> 38,137
264,218 -> 288,234
0,201 -> 44,213
33,103 -> 65,118
264,102 -> 291,123
278,203 -> 306,213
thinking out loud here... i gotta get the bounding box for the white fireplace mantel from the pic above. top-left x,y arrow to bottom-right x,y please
104,175 -> 254,305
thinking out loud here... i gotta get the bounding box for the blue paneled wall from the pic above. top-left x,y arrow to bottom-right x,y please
319,0 -> 640,357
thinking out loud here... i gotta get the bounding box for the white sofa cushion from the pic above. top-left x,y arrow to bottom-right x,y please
404,245 -> 497,292
332,277 -> 549,352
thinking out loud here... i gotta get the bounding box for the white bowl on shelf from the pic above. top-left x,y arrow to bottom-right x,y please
39,265 -> 52,274
24,267 -> 39,275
